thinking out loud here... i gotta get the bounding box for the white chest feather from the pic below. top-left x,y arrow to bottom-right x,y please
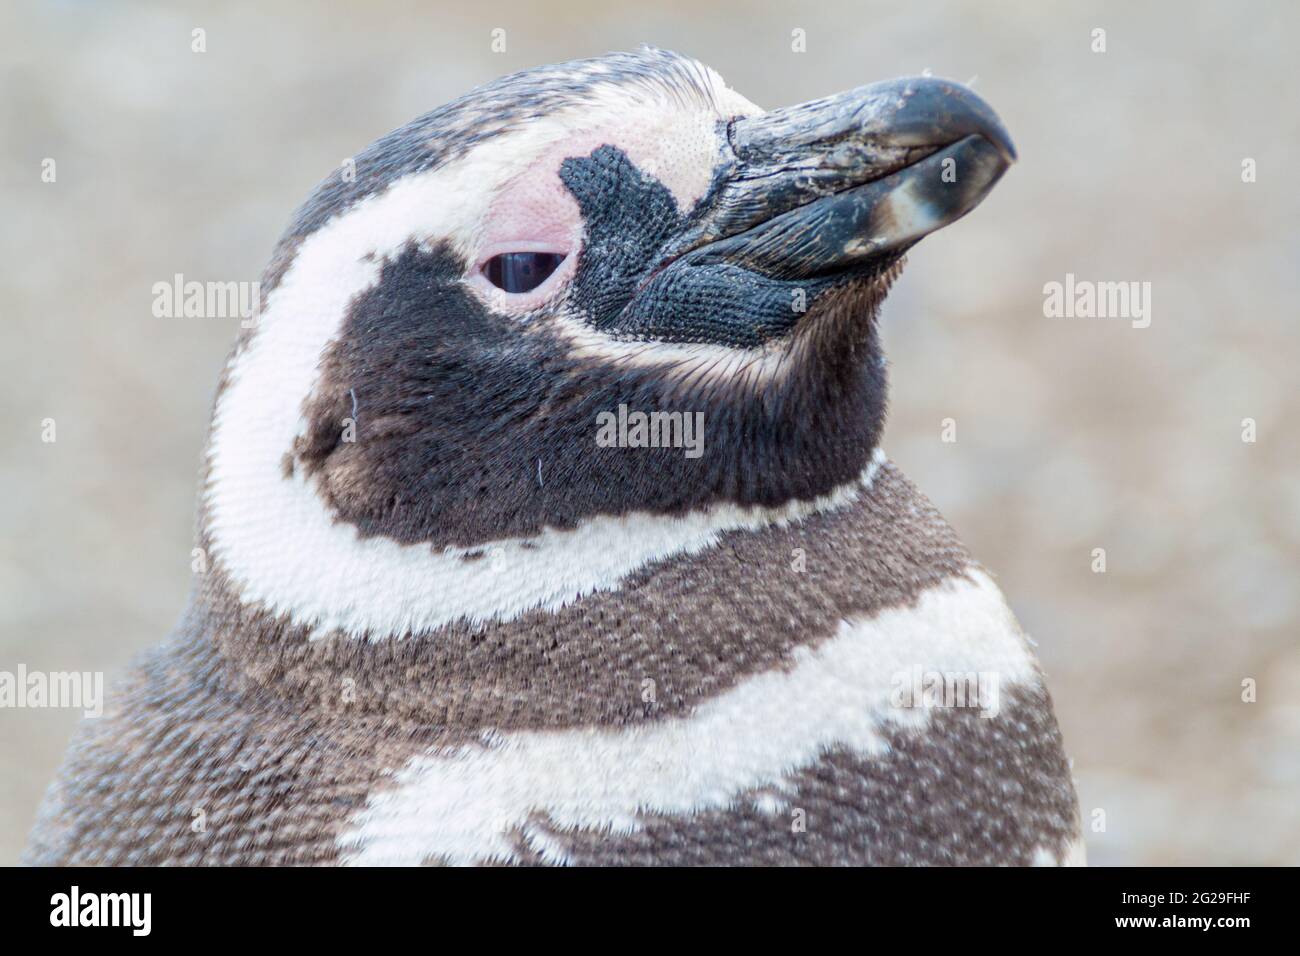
337,568 -> 1039,865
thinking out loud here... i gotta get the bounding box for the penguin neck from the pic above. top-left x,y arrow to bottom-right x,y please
181,450 -> 951,733
193,437 -> 888,646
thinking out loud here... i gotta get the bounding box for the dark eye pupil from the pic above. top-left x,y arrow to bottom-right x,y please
484,252 -> 565,293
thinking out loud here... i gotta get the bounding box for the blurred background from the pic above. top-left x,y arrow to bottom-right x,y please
2,0 -> 1297,865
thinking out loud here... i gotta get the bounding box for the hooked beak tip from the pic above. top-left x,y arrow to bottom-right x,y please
884,75 -> 1017,166
660,74 -> 1018,284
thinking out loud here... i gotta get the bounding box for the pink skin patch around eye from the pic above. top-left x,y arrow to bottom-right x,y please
465,149 -> 583,314
467,121 -> 722,315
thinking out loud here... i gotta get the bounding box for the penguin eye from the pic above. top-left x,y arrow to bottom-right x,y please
483,251 -> 566,293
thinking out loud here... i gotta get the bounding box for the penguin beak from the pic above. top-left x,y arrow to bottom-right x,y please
667,76 -> 1016,280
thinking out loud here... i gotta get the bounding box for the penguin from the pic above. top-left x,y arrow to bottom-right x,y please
25,48 -> 1083,866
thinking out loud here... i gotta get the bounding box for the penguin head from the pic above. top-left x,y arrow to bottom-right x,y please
210,49 -> 1014,555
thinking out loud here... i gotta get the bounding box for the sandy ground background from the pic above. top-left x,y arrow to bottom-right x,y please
2,0 -> 1297,866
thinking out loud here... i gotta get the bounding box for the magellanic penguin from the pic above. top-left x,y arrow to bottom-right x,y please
26,49 -> 1084,866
